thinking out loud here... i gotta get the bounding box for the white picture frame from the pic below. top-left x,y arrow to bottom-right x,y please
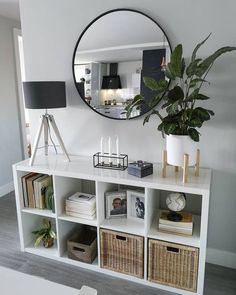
127,190 -> 145,221
105,191 -> 127,219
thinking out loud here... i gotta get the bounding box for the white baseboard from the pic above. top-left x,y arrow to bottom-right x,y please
0,182 -> 14,197
207,247 -> 236,269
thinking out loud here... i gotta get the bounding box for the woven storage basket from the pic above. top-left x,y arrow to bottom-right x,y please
100,229 -> 144,278
148,239 -> 199,292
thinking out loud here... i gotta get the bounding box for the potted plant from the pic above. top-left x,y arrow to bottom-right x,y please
32,218 -> 56,248
126,34 -> 236,166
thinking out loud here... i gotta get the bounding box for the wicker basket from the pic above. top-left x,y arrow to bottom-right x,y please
148,239 -> 199,292
100,229 -> 144,278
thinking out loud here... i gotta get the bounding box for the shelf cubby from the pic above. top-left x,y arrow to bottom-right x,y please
54,175 -> 96,221
21,213 -> 58,256
57,219 -> 98,266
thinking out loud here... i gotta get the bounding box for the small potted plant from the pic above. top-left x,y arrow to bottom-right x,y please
32,218 -> 56,248
126,34 -> 236,166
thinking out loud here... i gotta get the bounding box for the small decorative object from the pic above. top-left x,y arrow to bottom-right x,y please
93,136 -> 128,170
32,218 -> 56,248
128,160 -> 153,178
166,192 -> 186,222
127,190 -> 145,220
85,68 -> 91,74
126,35 -> 236,182
105,191 -> 127,219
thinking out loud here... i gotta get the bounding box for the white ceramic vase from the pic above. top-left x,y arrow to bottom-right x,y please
166,134 -> 199,167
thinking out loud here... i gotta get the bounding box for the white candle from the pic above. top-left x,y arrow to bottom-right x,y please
100,137 -> 104,163
108,136 -> 111,163
116,135 -> 120,165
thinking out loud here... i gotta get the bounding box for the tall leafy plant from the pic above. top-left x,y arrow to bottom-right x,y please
126,35 -> 236,141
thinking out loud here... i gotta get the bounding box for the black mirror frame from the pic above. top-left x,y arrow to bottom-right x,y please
72,8 -> 172,120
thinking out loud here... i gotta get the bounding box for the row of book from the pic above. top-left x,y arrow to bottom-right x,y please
21,173 -> 54,212
158,210 -> 193,236
66,192 -> 96,220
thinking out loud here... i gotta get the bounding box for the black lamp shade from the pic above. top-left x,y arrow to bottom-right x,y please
23,81 -> 66,109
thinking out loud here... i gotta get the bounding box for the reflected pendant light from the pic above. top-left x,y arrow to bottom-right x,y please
161,35 -> 167,72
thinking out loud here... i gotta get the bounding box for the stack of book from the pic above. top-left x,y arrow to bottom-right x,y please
158,210 -> 193,236
21,172 -> 54,212
66,192 -> 96,220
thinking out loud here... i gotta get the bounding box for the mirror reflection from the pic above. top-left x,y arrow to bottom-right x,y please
73,9 -> 171,119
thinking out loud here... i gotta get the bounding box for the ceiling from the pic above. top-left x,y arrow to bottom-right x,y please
0,0 -> 20,21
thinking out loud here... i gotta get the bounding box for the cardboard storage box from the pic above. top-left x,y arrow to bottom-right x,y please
67,226 -> 97,264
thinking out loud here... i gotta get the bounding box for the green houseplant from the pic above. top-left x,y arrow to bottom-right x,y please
32,218 -> 56,248
126,34 -> 236,142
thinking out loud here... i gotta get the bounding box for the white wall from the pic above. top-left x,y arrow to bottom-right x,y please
0,15 -> 22,197
19,0 -> 236,268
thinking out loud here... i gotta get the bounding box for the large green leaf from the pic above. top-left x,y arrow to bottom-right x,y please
189,78 -> 208,88
181,58 -> 186,77
188,117 -> 203,128
163,122 -> 177,134
188,128 -> 200,142
169,44 -> 183,78
196,46 -> 236,77
185,88 -> 199,102
186,59 -> 202,78
148,94 -> 164,109
143,77 -> 168,91
206,109 -> 215,116
191,33 -> 211,62
125,95 -> 144,118
157,122 -> 164,131
193,107 -> 211,121
195,93 -> 210,100
168,86 -> 184,101
165,64 -> 176,80
166,101 -> 179,115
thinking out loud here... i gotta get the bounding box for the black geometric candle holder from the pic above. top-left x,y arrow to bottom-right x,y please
93,152 -> 128,170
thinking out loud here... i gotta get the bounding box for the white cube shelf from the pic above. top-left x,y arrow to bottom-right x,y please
13,155 -> 211,295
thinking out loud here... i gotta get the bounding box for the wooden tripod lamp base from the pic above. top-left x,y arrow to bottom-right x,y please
162,149 -> 200,183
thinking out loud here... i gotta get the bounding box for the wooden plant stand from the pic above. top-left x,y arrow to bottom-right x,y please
162,149 -> 200,183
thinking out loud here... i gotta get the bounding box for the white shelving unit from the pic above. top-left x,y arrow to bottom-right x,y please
13,155 -> 211,295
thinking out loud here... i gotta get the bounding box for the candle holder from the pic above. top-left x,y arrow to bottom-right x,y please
93,152 -> 128,170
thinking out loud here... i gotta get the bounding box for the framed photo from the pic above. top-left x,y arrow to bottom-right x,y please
105,191 -> 127,219
127,190 -> 145,221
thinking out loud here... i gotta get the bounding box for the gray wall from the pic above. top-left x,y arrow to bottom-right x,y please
0,15 -> 22,195
19,0 -> 236,267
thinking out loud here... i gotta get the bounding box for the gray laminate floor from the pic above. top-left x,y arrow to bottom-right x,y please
0,192 -> 235,295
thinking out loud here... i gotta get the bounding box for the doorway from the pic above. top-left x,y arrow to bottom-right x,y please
13,28 -> 31,159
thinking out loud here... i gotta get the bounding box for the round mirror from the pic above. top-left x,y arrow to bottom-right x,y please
72,9 -> 171,120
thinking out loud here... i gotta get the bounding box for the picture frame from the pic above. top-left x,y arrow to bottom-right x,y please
105,191 -> 127,219
127,190 -> 145,221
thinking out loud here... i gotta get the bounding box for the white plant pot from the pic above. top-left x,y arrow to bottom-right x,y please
166,134 -> 199,167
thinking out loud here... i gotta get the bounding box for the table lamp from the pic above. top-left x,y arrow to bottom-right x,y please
23,81 -> 70,166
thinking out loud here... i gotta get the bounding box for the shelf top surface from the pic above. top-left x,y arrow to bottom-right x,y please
14,155 -> 211,194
